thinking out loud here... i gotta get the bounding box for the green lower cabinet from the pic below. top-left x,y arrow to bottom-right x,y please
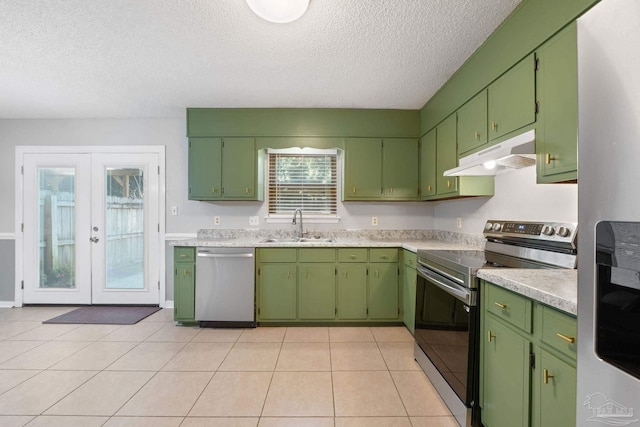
481,281 -> 577,427
482,315 -> 531,427
298,264 -> 336,320
368,263 -> 399,320
337,264 -> 368,320
258,263 -> 297,320
174,249 -> 196,324
402,263 -> 416,334
534,349 -> 576,427
256,248 -> 401,324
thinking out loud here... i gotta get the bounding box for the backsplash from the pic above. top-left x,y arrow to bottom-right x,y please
196,228 -> 486,248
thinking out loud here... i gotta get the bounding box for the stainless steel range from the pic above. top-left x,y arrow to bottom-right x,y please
414,220 -> 577,427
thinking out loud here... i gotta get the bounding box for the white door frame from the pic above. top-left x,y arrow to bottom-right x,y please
15,146 -> 166,308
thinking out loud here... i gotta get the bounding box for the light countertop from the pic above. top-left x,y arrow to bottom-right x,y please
477,268 -> 577,315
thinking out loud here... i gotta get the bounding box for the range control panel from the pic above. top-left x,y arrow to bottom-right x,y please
483,220 -> 577,244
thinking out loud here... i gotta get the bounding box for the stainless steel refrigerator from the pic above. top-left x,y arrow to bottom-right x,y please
577,0 -> 640,424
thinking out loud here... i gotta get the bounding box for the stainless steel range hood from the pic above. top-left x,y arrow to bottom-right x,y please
444,129 -> 536,176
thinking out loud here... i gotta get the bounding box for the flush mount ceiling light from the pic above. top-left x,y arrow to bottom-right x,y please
245,0 -> 310,23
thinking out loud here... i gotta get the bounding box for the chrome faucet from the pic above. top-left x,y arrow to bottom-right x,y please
292,209 -> 305,239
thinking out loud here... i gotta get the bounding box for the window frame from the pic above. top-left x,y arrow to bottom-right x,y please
264,148 -> 341,224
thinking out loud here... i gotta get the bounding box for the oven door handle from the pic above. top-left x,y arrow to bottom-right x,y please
417,265 -> 476,306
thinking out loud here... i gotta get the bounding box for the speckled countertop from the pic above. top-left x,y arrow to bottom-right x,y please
171,229 -> 485,251
172,228 -> 577,315
477,269 -> 577,315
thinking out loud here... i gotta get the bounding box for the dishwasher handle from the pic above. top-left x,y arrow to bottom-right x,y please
197,252 -> 254,258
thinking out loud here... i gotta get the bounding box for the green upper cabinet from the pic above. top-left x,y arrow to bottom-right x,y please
535,22 -> 578,183
421,114 -> 494,201
343,138 -> 383,200
189,137 -> 263,201
344,138 -> 419,201
488,54 -> 537,141
189,138 -> 222,199
382,138 -> 419,200
436,114 -> 458,196
420,129 -> 437,198
457,90 -> 488,156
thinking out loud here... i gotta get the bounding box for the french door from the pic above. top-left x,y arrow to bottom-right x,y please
22,152 -> 160,305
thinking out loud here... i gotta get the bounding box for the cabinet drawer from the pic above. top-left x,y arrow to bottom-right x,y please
175,247 -> 195,263
370,248 -> 398,263
486,283 -> 533,333
338,248 -> 368,263
541,305 -> 577,360
299,248 -> 336,263
403,250 -> 417,268
259,248 -> 297,263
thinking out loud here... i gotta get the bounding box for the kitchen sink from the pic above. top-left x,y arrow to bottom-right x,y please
261,237 -> 336,243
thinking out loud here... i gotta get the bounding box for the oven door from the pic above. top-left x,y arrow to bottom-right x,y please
415,264 -> 479,408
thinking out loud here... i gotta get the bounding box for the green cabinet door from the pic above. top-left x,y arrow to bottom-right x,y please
536,23 -> 578,183
222,137 -> 256,199
483,315 -> 530,427
436,114 -> 458,196
457,90 -> 488,156
258,263 -> 297,320
188,138 -> 222,200
488,54 -> 536,140
402,264 -> 416,334
298,263 -> 336,320
420,129 -> 437,198
174,247 -> 196,323
535,349 -> 576,427
368,263 -> 399,320
337,264 -> 368,320
382,138 -> 419,200
344,138 -> 383,200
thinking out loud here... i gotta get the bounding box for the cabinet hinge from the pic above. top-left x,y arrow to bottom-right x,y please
530,352 -> 536,369
366,308 -> 369,315
535,101 -> 540,114
21,280 -> 24,290
535,57 -> 540,71
157,281 -> 160,290
258,268 -> 261,275
158,166 -> 160,175
335,307 -> 337,315
398,307 -> 400,315
335,268 -> 337,275
366,268 -> 369,276
21,223 -> 24,232
222,187 -> 225,194
258,308 -> 261,315
175,268 -> 177,275
158,223 -> 160,232
21,165 -> 24,175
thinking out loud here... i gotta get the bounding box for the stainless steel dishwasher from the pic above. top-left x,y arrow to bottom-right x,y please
195,247 -> 256,327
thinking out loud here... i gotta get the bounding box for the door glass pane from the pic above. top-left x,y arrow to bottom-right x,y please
105,167 -> 145,289
38,168 -> 76,288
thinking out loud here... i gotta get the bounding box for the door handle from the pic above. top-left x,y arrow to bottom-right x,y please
89,237 -> 99,243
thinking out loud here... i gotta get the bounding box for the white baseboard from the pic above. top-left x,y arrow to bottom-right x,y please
164,300 -> 174,309
0,301 -> 15,308
0,233 -> 16,240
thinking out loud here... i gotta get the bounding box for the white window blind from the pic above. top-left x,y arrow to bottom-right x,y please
268,151 -> 337,215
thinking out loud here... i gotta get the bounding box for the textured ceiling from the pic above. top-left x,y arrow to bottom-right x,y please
0,0 -> 522,118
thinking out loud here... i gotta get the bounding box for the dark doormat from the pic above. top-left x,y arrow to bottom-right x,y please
43,306 -> 162,325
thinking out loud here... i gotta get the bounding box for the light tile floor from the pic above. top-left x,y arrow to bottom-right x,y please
0,307 -> 457,427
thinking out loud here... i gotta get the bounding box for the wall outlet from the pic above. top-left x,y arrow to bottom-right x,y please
214,216 -> 221,225
456,217 -> 462,229
249,216 -> 259,226
372,216 -> 378,226
170,206 -> 178,216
